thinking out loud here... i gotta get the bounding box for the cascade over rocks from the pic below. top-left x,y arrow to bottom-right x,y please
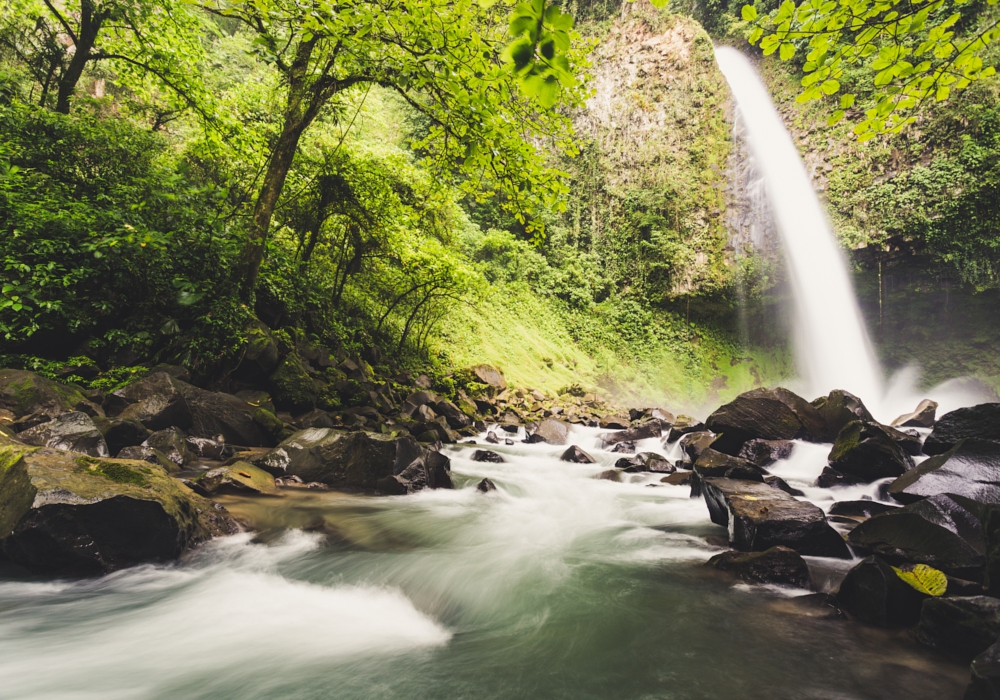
700,477 -> 850,558
835,555 -> 928,626
15,412 -> 108,457
707,546 -> 811,588
924,404 -> 1000,456
917,596 -> 1000,661
827,421 -> 915,482
848,494 -> 986,578
810,390 -> 874,442
888,439 -> 1000,505
705,387 -> 825,455
892,399 -> 938,429
110,372 -> 193,432
0,437 -> 238,575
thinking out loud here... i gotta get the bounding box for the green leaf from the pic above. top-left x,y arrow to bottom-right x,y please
936,85 -> 950,101
827,109 -> 845,125
742,4 -> 758,21
821,79 -> 840,94
780,42 -> 795,60
893,564 -> 948,596
840,93 -> 855,108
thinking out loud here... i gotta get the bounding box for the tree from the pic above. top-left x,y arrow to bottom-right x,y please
202,0 -> 587,303
742,0 -> 999,139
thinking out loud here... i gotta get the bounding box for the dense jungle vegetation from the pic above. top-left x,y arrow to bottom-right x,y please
0,0 -> 998,407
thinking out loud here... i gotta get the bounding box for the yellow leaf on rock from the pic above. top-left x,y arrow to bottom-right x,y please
892,564 -> 948,596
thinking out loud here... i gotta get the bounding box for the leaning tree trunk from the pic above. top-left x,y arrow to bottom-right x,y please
54,0 -> 105,114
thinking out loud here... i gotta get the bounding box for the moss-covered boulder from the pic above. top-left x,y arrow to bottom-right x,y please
828,420 -> 914,483
810,389 -> 874,442
0,437 -> 239,575
0,369 -> 88,419
268,352 -> 319,413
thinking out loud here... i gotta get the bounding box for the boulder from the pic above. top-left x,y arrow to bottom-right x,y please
966,638 -> 1000,700
596,469 -> 622,482
198,461 -> 277,496
891,399 -> 938,429
925,404 -> 1000,456
615,452 -> 674,473
599,414 -> 630,429
661,471 -> 692,486
597,421 -> 663,449
239,322 -> 280,378
391,450 -> 454,493
693,448 -> 764,481
93,417 -> 150,457
917,596 -> 1000,661
700,477 -> 850,557
116,446 -> 177,473
0,438 -> 238,575
471,449 -> 505,463
707,546 -> 811,588
560,445 -> 596,463
664,415 -> 707,444
469,364 -> 506,391
848,494 -> 986,578
111,372 -> 193,431
828,500 -> 900,520
250,428 -> 403,490
143,428 -> 195,469
885,424 -> 923,457
268,352 -> 319,413
827,421 -> 914,483
705,387 -> 825,455
738,438 -> 794,467
185,437 -> 236,461
609,441 -> 636,454
434,400 -> 472,429
177,385 -> 276,447
811,389 -> 874,442
888,439 -> 1000,505
815,467 -> 866,489
764,475 -> 804,497
836,555 -> 928,626
679,431 -> 718,462
0,369 -> 88,419
527,419 -> 570,445
477,477 -> 497,493
15,412 -> 108,457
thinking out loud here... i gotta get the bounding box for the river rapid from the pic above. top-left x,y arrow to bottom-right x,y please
0,426 -> 970,700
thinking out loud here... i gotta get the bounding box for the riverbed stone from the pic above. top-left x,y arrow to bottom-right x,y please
738,438 -> 794,467
526,419 -> 570,445
836,555 -> 928,626
892,399 -> 938,429
925,404 -> 1000,456
0,437 -> 239,575
434,400 -> 472,429
110,372 -> 193,431
560,445 -> 596,463
597,420 -> 664,449
888,439 -> 1000,505
177,384 -> 276,447
679,431 -> 718,462
664,415 -> 707,444
828,420 -> 914,483
143,428 -> 195,469
693,448 -> 764,480
477,477 -> 497,493
615,452 -> 674,473
0,369 -> 88,419
708,546 -> 811,588
705,387 -> 826,455
393,450 -> 454,492
15,412 -> 108,457
198,461 -> 278,496
917,596 -> 1000,661
811,389 -> 875,442
471,449 -> 505,463
828,500 -> 900,520
93,417 -> 150,457
116,445 -> 177,472
848,494 -> 986,578
700,477 -> 850,558
966,638 -> 1000,700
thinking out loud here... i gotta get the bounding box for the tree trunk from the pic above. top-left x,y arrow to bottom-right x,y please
55,0 -> 104,114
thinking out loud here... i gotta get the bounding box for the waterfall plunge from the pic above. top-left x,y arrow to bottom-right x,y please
715,47 -> 884,403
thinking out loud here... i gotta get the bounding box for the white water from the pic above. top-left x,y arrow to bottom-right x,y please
715,47 -> 884,403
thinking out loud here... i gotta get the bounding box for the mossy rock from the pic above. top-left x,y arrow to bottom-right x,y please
0,369 -> 87,419
268,352 -> 319,413
199,461 -> 277,496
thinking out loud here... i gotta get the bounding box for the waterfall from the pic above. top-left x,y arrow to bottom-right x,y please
715,46 -> 884,402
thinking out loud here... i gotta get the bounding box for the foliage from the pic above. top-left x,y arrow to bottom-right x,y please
893,563 -> 948,596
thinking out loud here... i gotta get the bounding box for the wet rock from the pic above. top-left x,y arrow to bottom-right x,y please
471,449 -> 505,463
892,399 -> 938,429
693,448 -> 764,480
434,400 -> 472,429
811,389 -> 874,442
179,385 -> 276,447
661,471 -> 691,486
708,546 -> 811,588
917,596 -> 1000,661
296,409 -> 336,429
93,417 -> 150,457
116,445 -> 177,472
615,452 -> 674,473
924,404 -> 1000,456
395,451 -> 454,492
966,638 -> 1000,699
888,439 -> 1000,505
701,477 -> 850,558
828,500 -> 900,520
0,369 -> 88,419
11,412 -> 50,433
199,461 -> 277,496
887,425 -> 924,457
0,437 -> 238,575
679,431 -> 718,462
815,467 -> 866,489
599,414 -> 630,429
836,555 -> 928,626
476,477 -> 497,493
610,441 -> 636,454
560,445 -> 596,463
16,412 -> 108,457
848,494 -> 986,578
109,372 -> 193,432
828,421 -> 914,482
597,421 -> 663,449
143,428 -> 194,469
185,437 -> 235,461
596,469 -> 622,482
485,431 -> 499,444
738,439 -> 794,467
527,419 -> 571,445
664,415 -> 707,444
706,387 -> 825,455
764,475 -> 804,497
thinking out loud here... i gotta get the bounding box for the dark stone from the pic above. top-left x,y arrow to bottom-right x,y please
0,369 -> 89,419
764,475 -> 805,497
925,404 -> 1000,456
892,399 -> 938,429
966,638 -> 1000,700
178,385 -> 276,447
693,448 -> 764,481
738,438 -> 794,467
599,415 -> 630,429
0,439 -> 238,575
485,431 -> 500,444
836,555 -> 927,626
828,500 -> 900,519
701,477 -> 850,557
198,462 -> 277,496
886,425 -> 924,457
143,428 -> 194,469
469,364 -> 506,391
477,477 -> 497,493
888,439 -> 1000,505
596,469 -> 622,482
375,475 -> 408,495
16,412 -> 108,457
811,389 -> 875,442
616,452 -> 674,473
828,421 -> 914,482
11,412 -> 51,433
415,404 -> 438,423
111,372 -> 193,431
471,449 -> 505,463
706,387 -> 825,455
396,451 -> 454,492
661,471 -> 692,485
917,596 -> 1000,661
664,415 -> 707,444
679,431 -> 718,462
116,445 -> 176,472
816,467 -> 867,489
185,437 -> 235,461
93,417 -> 150,457
597,421 -> 663,449
708,546 -> 812,588
530,419 -> 571,445
434,400 -> 472,429
610,441 -> 636,454
268,352 -> 319,413
296,409 -> 336,429
848,494 -> 986,578
560,445 -> 596,463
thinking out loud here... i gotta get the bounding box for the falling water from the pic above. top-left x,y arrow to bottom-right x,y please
715,47 -> 884,402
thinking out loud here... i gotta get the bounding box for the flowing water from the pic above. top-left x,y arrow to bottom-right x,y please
0,430 -> 969,700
